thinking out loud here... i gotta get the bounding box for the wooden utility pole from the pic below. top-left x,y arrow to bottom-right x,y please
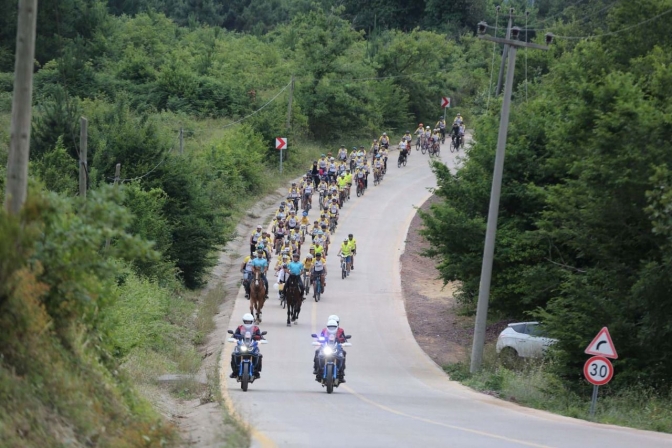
283,75 -> 295,163
4,0 -> 38,215
79,117 -> 88,198
179,127 -> 184,155
105,163 -> 121,251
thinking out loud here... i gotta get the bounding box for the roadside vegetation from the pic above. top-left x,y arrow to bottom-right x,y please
419,0 -> 672,433
0,0 -> 497,445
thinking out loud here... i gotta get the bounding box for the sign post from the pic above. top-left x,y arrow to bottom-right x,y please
275,137 -> 287,173
583,327 -> 618,419
441,97 -> 451,122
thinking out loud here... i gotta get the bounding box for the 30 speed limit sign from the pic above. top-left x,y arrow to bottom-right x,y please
583,356 -> 614,386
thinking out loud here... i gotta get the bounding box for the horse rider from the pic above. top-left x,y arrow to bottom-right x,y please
230,313 -> 264,379
240,252 -> 255,299
287,252 -> 305,297
313,317 -> 348,383
252,247 -> 270,298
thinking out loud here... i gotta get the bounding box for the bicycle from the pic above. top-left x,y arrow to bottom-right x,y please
303,271 -> 311,296
313,274 -> 322,302
373,170 -> 381,186
398,152 -> 408,168
356,178 -> 365,197
450,136 -> 461,153
340,255 -> 348,280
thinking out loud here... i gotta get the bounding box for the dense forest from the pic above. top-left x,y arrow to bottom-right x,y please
421,0 -> 672,389
2,0 -> 670,445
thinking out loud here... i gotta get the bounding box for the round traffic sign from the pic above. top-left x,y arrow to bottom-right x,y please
583,356 -> 614,386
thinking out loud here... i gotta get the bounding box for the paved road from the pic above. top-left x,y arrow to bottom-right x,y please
219,145 -> 672,448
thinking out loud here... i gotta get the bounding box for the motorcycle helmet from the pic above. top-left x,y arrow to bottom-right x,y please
242,313 -> 254,329
328,315 -> 340,325
326,320 -> 338,334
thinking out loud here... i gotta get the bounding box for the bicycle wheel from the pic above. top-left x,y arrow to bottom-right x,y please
403,158 -> 407,167
415,140 -> 420,151
341,262 -> 346,279
421,145 -> 427,155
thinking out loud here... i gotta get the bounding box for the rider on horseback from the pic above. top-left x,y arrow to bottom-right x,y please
313,316 -> 347,383
287,253 -> 305,297
252,247 -> 269,299
230,313 -> 264,379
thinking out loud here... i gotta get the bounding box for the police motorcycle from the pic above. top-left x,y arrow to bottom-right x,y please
227,329 -> 268,391
311,332 -> 352,394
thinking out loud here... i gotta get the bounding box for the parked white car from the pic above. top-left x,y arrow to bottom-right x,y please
496,322 -> 557,359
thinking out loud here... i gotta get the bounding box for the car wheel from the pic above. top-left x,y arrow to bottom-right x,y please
498,347 -> 521,370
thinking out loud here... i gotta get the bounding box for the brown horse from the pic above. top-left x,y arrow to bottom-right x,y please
249,268 -> 266,323
284,274 -> 303,326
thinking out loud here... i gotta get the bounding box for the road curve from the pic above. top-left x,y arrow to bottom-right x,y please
219,144 -> 672,448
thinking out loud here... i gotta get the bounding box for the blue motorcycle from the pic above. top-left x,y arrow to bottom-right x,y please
311,333 -> 352,394
228,329 -> 267,391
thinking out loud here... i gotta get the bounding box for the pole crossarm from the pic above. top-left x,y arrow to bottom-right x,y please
478,35 -> 550,51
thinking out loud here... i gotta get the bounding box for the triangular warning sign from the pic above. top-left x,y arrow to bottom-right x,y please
584,327 -> 618,359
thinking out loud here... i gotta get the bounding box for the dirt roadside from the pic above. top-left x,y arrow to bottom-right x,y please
166,181 -> 301,447
400,195 -> 509,369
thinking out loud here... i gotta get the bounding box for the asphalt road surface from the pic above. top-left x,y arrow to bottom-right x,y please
220,144 -> 672,448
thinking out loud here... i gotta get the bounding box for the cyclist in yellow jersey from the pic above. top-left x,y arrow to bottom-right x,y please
378,132 -> 390,149
337,237 -> 353,275
347,233 -> 357,269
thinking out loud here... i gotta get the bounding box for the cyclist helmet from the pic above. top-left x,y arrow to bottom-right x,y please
256,224 -> 262,230
330,157 -> 335,161
457,113 -> 461,116
383,132 -> 387,136
406,130 -> 410,133
328,314 -> 340,325
321,154 -> 325,157
376,154 -> 381,158
315,253 -> 322,258
343,237 -> 348,242
353,146 -> 357,151
302,211 -> 308,216
307,254 -> 313,259
348,233 -> 353,237
340,144 -> 345,148
340,172 -> 345,177
242,313 -> 254,326
321,224 -> 327,228
317,230 -> 324,235
426,126 -> 430,129
326,320 -> 338,334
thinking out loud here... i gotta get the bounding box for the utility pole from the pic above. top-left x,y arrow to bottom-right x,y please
179,127 -> 184,155
105,163 -> 121,251
4,0 -> 38,215
79,117 -> 88,198
495,8 -> 514,96
283,75 -> 295,167
470,22 -> 553,373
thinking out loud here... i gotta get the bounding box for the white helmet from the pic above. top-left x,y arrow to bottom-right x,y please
326,319 -> 338,334
327,315 -> 340,325
242,313 -> 254,329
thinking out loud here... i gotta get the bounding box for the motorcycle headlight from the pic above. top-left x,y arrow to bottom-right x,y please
240,346 -> 248,353
323,346 -> 334,356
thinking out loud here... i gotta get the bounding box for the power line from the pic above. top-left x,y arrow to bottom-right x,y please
537,0 -> 587,24
503,1 -> 620,33
486,8 -> 500,112
221,81 -> 292,129
552,7 -> 672,40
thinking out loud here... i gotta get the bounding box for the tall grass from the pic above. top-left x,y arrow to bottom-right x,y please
444,344 -> 672,433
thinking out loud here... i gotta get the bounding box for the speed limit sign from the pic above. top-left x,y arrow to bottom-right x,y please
583,356 -> 614,386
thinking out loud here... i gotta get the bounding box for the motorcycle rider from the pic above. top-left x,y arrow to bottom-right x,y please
230,313 -> 264,379
313,316 -> 348,382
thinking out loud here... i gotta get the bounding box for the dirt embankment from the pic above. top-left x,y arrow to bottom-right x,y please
400,196 -> 508,367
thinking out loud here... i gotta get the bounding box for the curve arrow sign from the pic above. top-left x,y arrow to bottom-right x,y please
275,137 -> 287,150
585,327 -> 618,359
